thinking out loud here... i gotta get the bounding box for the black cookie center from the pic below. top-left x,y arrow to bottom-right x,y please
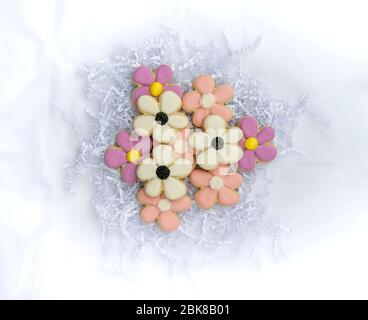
156,166 -> 170,180
211,137 -> 224,150
155,112 -> 169,126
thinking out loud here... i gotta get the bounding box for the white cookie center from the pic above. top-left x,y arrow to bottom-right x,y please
158,199 -> 171,212
200,93 -> 216,109
209,176 -> 224,190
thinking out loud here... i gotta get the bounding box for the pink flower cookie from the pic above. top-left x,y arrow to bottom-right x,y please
104,131 -> 151,184
190,165 -> 243,209
138,189 -> 191,232
132,64 -> 183,106
238,117 -> 277,171
182,75 -> 234,128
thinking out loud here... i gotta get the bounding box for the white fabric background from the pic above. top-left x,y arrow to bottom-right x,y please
1,0 -> 368,299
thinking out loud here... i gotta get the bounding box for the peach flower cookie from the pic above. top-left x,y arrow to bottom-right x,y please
182,75 -> 234,127
138,189 -> 191,231
238,116 -> 277,171
136,144 -> 193,200
190,165 -> 243,209
132,64 -> 183,107
134,91 -> 189,144
188,115 -> 244,170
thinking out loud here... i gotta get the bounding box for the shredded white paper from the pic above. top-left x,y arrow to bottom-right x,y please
66,29 -> 306,272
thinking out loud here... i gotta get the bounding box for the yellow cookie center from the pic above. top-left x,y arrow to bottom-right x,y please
244,137 -> 259,151
126,148 -> 141,163
149,82 -> 163,97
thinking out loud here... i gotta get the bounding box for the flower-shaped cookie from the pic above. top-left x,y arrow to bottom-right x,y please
190,165 -> 243,209
189,115 -> 244,170
104,131 -> 151,183
137,144 -> 193,200
132,64 -> 183,106
182,75 -> 234,127
138,189 -> 191,231
238,117 -> 277,171
134,91 -> 189,144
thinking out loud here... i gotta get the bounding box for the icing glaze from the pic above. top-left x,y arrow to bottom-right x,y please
138,189 -> 191,231
137,145 -> 193,200
190,165 -> 243,209
189,115 -> 244,170
134,91 -> 189,144
237,116 -> 277,171
182,75 -> 234,127
104,131 -> 151,184
132,64 -> 183,106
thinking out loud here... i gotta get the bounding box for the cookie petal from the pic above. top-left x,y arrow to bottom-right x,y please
116,131 -> 134,152
163,85 -> 183,97
195,188 -> 218,209
196,148 -> 220,170
210,104 -> 233,122
238,150 -> 256,171
203,114 -> 226,131
222,172 -> 243,189
133,115 -> 155,137
155,64 -> 173,84
192,107 -> 211,128
133,66 -> 154,86
182,91 -> 201,112
255,145 -> 277,162
218,187 -> 240,206
104,147 -> 127,169
134,136 -> 152,156
170,195 -> 191,212
257,127 -> 275,144
213,85 -> 234,104
137,188 -> 161,206
152,144 -> 175,166
159,91 -> 182,115
163,177 -> 187,200
168,112 -> 189,129
121,162 -> 138,184
145,178 -> 163,198
188,131 -> 210,151
153,124 -> 177,144
223,127 -> 244,144
141,206 -> 160,223
137,95 -> 160,115
158,211 -> 180,231
193,75 -> 215,94
217,144 -> 244,165
239,116 -> 258,138
189,169 -> 211,188
169,158 -> 193,178
137,158 -> 157,181
132,86 -> 150,106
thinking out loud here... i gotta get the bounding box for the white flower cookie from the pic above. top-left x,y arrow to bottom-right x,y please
137,144 -> 193,200
189,115 -> 244,170
134,91 -> 189,144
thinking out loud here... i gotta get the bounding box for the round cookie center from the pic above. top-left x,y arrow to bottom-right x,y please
156,166 -> 171,180
149,82 -> 163,97
158,199 -> 171,212
126,148 -> 141,163
244,137 -> 259,151
210,176 -> 224,191
200,93 -> 216,109
155,112 -> 169,126
211,136 -> 224,151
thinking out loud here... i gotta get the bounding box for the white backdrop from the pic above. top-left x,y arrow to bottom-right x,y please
1,0 -> 368,299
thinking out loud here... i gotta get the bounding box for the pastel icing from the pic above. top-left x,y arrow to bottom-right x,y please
136,144 -> 193,200
237,116 -> 277,171
182,75 -> 234,127
104,131 -> 152,184
138,189 -> 191,231
188,115 -> 244,170
134,91 -> 189,144
190,165 -> 243,209
132,64 -> 183,106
